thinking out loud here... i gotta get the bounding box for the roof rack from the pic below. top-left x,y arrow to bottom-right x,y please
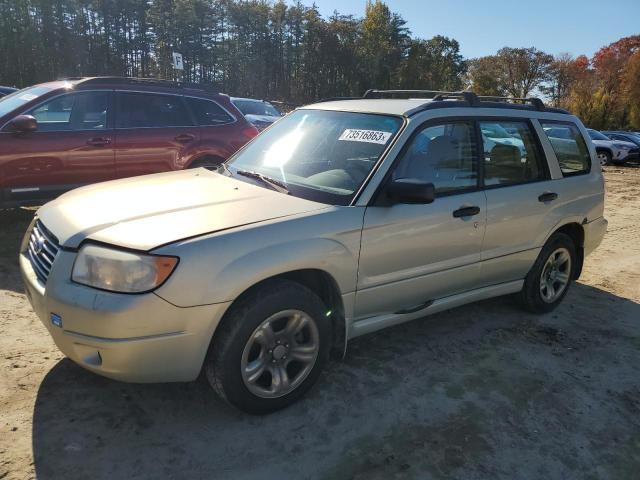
359,89 -> 558,114
477,95 -> 545,111
61,77 -> 219,94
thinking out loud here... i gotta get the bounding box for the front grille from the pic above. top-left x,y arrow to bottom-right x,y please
27,220 -> 60,284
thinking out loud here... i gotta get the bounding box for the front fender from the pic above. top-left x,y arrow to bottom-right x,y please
153,207 -> 365,308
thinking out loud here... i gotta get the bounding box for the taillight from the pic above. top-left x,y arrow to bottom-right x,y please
242,126 -> 259,139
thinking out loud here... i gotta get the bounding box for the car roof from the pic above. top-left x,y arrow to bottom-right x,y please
301,91 -> 571,118
36,77 -> 228,99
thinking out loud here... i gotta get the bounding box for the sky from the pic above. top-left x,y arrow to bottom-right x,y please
306,0 -> 640,59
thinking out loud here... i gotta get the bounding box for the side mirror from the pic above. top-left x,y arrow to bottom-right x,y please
8,115 -> 38,133
387,178 -> 435,204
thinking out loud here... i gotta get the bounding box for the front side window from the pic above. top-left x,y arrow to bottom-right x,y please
116,92 -> 193,128
480,120 -> 546,187
392,122 -> 478,195
186,97 -> 234,125
225,109 -> 403,205
541,122 -> 591,176
26,91 -> 109,132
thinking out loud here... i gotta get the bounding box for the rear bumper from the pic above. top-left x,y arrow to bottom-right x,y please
583,216 -> 607,257
20,251 -> 231,383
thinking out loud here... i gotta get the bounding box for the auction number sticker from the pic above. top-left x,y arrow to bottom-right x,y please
339,129 -> 392,144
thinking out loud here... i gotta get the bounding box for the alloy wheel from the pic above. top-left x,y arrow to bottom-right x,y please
241,309 -> 320,398
539,247 -> 572,303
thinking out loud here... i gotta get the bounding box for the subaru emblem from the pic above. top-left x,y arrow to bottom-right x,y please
34,235 -> 45,255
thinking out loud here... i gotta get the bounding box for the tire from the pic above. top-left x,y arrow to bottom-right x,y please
205,279 -> 331,414
189,157 -> 223,170
597,150 -> 611,166
520,232 -> 576,314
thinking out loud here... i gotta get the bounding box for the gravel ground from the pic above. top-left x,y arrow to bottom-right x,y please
1,166 -> 639,480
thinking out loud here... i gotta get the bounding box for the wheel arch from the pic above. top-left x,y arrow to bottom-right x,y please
209,269 -> 347,363
185,154 -> 226,169
550,222 -> 585,279
595,147 -> 613,157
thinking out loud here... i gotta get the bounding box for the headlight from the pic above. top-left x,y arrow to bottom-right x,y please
614,143 -> 630,150
72,244 -> 178,293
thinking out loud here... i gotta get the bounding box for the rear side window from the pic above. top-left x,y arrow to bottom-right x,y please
541,122 -> 591,176
480,120 -> 546,187
186,98 -> 234,126
116,92 -> 193,128
392,121 -> 478,196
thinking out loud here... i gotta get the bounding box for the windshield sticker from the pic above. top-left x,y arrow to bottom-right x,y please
338,129 -> 392,145
18,94 -> 38,101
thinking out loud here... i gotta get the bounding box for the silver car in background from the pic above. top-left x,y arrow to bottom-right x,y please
586,128 -> 637,165
231,97 -> 283,131
20,90 -> 606,414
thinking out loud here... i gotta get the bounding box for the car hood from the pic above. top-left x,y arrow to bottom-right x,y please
37,169 -> 328,251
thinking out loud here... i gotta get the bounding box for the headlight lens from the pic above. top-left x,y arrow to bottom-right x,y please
614,143 -> 630,150
72,244 -> 178,293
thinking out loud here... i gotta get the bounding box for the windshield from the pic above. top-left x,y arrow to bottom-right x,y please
0,85 -> 55,118
588,129 -> 610,141
225,109 -> 403,205
233,99 -> 281,117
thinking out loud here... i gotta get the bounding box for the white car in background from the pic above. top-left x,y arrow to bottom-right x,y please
586,129 -> 637,165
481,122 -> 525,154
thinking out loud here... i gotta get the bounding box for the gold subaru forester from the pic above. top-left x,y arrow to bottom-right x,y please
21,90 -> 607,413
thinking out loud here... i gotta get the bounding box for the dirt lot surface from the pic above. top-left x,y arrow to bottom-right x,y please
1,166 -> 639,480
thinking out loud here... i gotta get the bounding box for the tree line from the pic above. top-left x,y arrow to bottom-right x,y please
1,0 -> 638,129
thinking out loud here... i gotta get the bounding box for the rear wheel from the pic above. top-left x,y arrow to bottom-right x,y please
520,233 -> 576,313
205,280 -> 330,414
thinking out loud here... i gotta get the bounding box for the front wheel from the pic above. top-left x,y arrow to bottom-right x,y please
597,150 -> 611,166
205,280 -> 331,414
520,233 -> 576,313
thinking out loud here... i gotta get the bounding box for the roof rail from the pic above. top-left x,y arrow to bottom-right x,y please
316,96 -> 362,103
477,95 -> 545,111
363,89 -> 467,99
64,77 -> 220,94
360,88 -> 554,113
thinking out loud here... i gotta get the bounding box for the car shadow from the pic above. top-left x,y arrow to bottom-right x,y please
31,282 -> 640,479
0,208 -> 35,293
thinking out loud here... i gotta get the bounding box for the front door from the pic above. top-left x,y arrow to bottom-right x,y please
114,91 -> 200,178
0,90 -> 114,203
356,120 -> 486,319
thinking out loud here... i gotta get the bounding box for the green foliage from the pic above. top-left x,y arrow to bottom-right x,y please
0,0 -> 466,103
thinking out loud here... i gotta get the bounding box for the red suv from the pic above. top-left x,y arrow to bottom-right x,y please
0,77 -> 258,208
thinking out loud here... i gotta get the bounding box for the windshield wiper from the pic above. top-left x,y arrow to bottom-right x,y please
235,169 -> 290,195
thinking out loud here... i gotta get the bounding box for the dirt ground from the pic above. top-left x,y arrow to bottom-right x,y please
1,166 -> 639,480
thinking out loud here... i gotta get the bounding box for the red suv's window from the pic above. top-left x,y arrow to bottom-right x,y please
186,97 -> 235,126
116,92 -> 193,128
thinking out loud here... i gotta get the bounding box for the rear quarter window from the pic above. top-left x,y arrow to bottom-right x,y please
186,97 -> 234,126
541,122 -> 591,176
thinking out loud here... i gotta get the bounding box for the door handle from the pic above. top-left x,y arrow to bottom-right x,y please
538,192 -> 558,203
453,205 -> 480,218
175,134 -> 196,143
86,137 -> 111,147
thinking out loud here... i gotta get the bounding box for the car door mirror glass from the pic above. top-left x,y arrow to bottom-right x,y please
387,178 -> 435,204
9,115 -> 38,133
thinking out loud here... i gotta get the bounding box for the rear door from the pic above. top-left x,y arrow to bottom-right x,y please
0,90 -> 114,203
478,118 -> 559,286
114,91 -> 200,178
